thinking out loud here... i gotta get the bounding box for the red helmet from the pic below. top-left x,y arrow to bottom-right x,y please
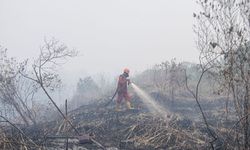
124,68 -> 130,74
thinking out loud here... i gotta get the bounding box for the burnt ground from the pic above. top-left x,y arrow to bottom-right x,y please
3,93 -> 237,150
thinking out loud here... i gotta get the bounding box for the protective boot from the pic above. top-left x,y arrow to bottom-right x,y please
126,101 -> 133,110
115,103 -> 121,112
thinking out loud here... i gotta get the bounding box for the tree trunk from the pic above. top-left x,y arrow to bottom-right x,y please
12,101 -> 29,125
244,84 -> 249,149
18,96 -> 36,125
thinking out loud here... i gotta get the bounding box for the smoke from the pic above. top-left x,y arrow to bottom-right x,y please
131,83 -> 170,119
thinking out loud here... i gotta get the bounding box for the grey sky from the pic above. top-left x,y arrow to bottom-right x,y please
0,0 -> 199,102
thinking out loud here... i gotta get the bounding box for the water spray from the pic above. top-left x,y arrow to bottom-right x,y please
131,83 -> 169,119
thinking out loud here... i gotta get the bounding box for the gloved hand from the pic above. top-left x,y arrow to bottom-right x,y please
127,79 -> 131,85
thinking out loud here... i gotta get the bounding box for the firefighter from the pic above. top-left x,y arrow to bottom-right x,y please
116,68 -> 133,111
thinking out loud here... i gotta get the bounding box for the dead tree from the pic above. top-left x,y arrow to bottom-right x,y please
152,59 -> 185,102
19,38 -> 81,133
194,0 -> 250,148
18,38 -> 106,149
185,62 -> 219,149
152,62 -> 169,95
0,46 -> 36,125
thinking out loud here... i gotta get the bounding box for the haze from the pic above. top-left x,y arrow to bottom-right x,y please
0,0 -> 199,100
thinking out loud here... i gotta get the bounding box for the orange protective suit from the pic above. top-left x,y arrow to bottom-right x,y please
116,74 -> 131,103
